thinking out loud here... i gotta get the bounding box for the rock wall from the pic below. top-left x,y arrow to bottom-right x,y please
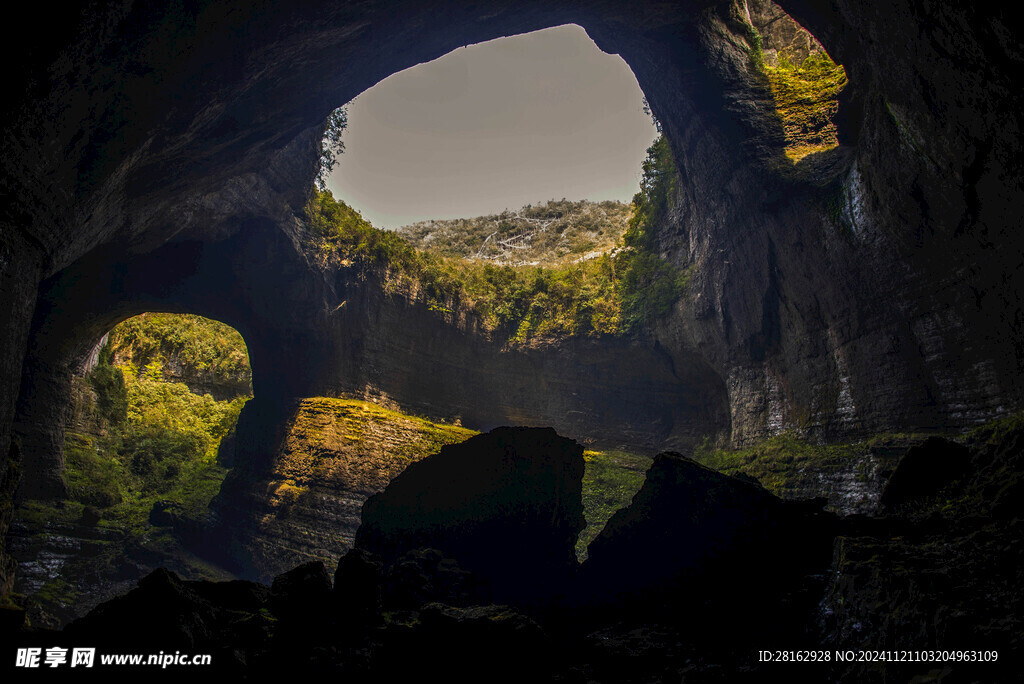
209,397 -> 476,582
588,0 -> 1024,445
3,0 -> 1024,596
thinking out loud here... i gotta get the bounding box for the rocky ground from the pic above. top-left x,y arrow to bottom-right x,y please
5,423 -> 1020,682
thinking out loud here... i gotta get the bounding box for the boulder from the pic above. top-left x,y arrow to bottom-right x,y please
270,560 -> 333,625
149,499 -> 186,527
374,603 -> 550,681
66,568 -> 218,650
355,427 -> 585,606
334,548 -> 384,628
80,505 -> 101,527
580,452 -> 835,620
378,548 -> 484,611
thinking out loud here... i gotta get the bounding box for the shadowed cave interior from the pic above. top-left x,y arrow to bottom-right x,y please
2,1 -> 1024,681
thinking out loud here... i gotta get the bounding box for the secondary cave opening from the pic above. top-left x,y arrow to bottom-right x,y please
9,313 -> 252,628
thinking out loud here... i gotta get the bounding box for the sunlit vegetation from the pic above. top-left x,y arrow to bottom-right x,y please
305,135 -> 690,342
107,312 -> 251,395
617,135 -> 692,331
693,430 -> 930,499
62,317 -> 249,534
398,199 -> 631,265
747,26 -> 848,162
765,53 -> 848,162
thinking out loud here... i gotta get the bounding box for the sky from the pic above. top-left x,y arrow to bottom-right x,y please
324,24 -> 659,230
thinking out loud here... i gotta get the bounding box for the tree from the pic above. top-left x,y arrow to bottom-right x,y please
641,96 -> 662,133
316,105 -> 349,190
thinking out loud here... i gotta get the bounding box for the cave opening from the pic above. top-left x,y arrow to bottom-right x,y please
6,5 -> 856,596
9,312 -> 252,629
321,23 -> 660,230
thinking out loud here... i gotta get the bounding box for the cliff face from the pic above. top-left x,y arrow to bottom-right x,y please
590,0 -> 1024,445
3,0 -> 1024,596
210,397 -> 476,582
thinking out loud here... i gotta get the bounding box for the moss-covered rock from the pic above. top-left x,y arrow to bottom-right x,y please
210,396 -> 477,582
694,431 -> 923,515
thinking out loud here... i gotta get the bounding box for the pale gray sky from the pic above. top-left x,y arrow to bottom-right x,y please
324,24 -> 659,230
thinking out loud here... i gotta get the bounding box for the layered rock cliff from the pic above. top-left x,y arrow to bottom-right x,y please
210,397 -> 476,582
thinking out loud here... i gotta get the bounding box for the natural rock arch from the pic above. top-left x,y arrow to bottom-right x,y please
3,0 -> 1023,595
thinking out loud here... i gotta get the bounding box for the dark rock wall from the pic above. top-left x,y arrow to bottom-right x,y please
592,1 -> 1024,444
3,0 -> 1023,593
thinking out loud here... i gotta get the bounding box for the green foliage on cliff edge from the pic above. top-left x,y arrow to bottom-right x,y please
304,135 -> 689,341
618,135 -> 691,331
107,312 -> 251,393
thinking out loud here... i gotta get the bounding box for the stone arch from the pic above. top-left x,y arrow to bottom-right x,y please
11,218 -> 313,498
1,2 -> 816,478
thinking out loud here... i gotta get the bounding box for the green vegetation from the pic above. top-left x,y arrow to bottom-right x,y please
88,343 -> 127,425
16,315 -> 250,624
578,449 -> 652,560
745,25 -> 848,162
107,312 -> 251,394
304,135 -> 690,342
695,431 -> 865,494
617,135 -> 691,331
67,341 -> 246,534
279,396 -> 478,475
59,314 -> 251,535
965,409 -> 1024,447
693,430 -> 933,501
763,53 -> 848,162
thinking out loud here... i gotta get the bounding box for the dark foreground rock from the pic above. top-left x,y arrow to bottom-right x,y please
578,451 -> 837,635
819,423 -> 1024,683
355,426 -> 585,607
8,426 -> 1024,682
